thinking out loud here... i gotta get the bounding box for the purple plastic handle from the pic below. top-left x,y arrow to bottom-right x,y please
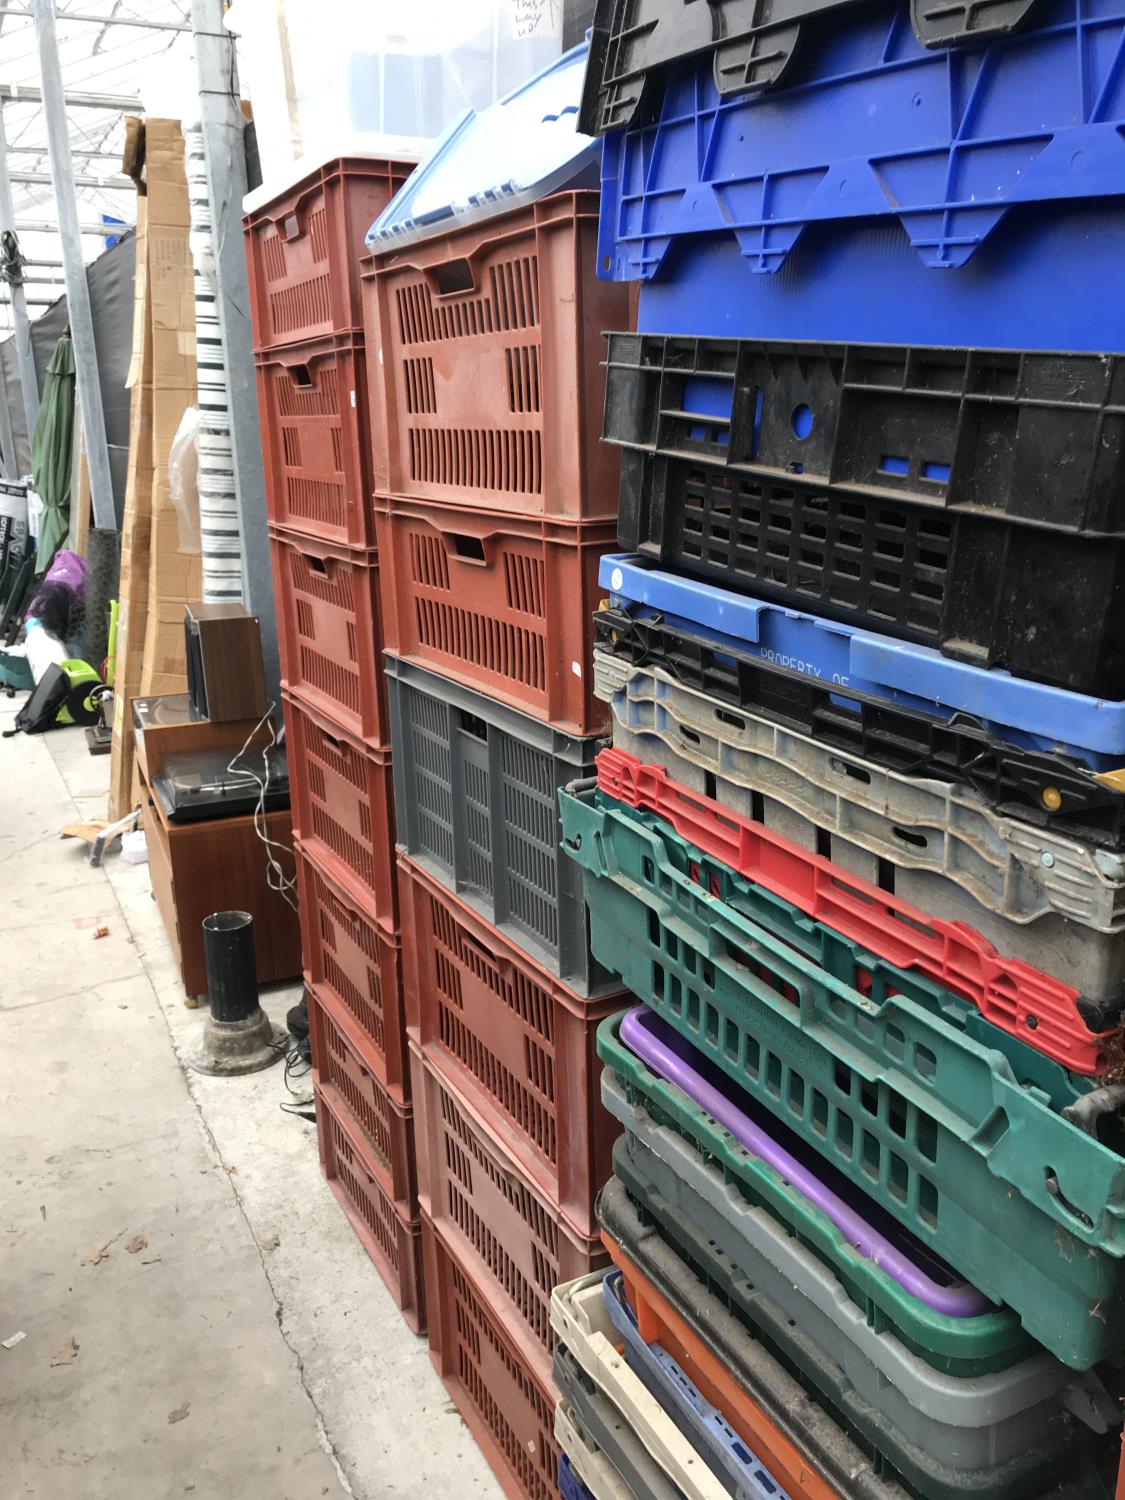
619,1007 -> 992,1318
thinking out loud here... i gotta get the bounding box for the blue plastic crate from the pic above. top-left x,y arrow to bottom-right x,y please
635,205 -> 1125,352
558,1452 -> 596,1500
599,0 -> 1125,284
601,552 -> 1125,765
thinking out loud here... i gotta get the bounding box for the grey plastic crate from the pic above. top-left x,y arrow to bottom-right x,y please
386,654 -> 613,995
555,1351 -> 678,1500
595,652 -> 1125,1001
599,1176 -> 1120,1500
603,1071 -> 1116,1475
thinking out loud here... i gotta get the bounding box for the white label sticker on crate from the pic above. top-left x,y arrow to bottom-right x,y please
350,390 -> 356,407
572,661 -> 582,678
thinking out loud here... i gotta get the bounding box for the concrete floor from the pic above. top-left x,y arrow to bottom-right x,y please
0,700 -> 503,1500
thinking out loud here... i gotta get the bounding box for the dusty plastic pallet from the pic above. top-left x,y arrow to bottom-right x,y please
245,156 -> 412,352
374,496 -> 613,735
560,786 -> 1125,1370
552,1274 -> 730,1500
578,0 -> 1036,135
308,986 -> 416,1211
600,1178 -> 1119,1500
294,845 -> 408,1104
597,746 -> 1115,1068
597,1014 -> 1031,1379
411,1047 -> 605,1390
598,1193 -> 893,1500
361,193 -> 629,520
271,528 -> 388,749
283,691 -> 397,929
420,1210 -> 560,1500
397,852 -> 623,1235
595,651 -> 1125,1012
256,334 -> 374,550
598,0 -> 1125,281
386,654 -> 610,993
606,1077 -> 1117,1491
604,332 -> 1125,695
315,1086 -> 424,1334
596,587 -> 1125,849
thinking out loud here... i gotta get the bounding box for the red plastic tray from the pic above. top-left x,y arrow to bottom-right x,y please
257,334 -> 374,549
398,852 -> 622,1236
411,1046 -> 605,1391
597,746 -> 1112,1075
316,1085 -> 424,1334
373,497 -> 613,735
361,193 -> 630,520
421,1210 -> 560,1500
309,985 -> 416,1211
272,528 -> 388,748
295,844 -> 408,1103
245,156 -> 412,352
284,691 -> 397,928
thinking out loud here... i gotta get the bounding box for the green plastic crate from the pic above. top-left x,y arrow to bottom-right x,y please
560,784 -> 1125,1370
597,1012 -> 1031,1378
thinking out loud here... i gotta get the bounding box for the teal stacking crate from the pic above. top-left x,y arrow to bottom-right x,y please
597,1012 -> 1030,1379
560,783 -> 1125,1369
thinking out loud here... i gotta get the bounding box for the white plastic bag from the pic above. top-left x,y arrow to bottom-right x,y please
169,406 -> 202,555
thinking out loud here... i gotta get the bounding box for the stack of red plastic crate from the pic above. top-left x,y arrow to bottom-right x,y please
246,156 -> 429,1330
361,195 -> 632,1499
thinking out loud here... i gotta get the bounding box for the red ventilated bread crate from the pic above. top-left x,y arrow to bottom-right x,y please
316,1085 -> 424,1333
308,985 -> 416,1211
257,335 -> 375,549
283,691 -> 397,927
398,852 -> 621,1236
361,192 -> 630,520
271,527 -> 388,748
245,155 -> 413,352
421,1209 -> 560,1500
410,1045 -> 606,1390
295,845 -> 408,1103
374,497 -> 613,735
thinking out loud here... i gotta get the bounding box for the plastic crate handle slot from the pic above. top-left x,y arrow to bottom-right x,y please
426,258 -> 479,299
280,210 -> 306,244
305,554 -> 335,581
287,363 -> 315,390
456,923 -> 515,980
447,532 -> 489,567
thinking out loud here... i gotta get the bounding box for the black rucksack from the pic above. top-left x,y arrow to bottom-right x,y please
3,662 -> 100,737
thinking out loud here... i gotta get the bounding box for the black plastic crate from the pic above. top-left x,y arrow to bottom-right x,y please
385,654 -> 613,997
593,608 -> 1125,854
579,0 -> 1038,136
605,332 -> 1125,696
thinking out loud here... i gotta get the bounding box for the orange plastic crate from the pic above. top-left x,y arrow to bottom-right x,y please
284,691 -> 397,928
245,156 -> 412,352
272,528 -> 388,748
257,335 -> 374,549
295,845 -> 408,1103
308,986 -> 415,1211
410,1046 -> 605,1391
374,497 -> 613,735
398,852 -> 621,1235
361,193 -> 629,520
421,1210 -> 560,1500
316,1086 -> 424,1333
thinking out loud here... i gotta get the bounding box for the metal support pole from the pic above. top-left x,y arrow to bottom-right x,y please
191,0 -> 279,709
30,0 -> 116,532
0,105 -> 39,453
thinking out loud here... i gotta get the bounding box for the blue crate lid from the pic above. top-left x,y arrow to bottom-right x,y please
601,553 -> 1125,765
365,40 -> 599,253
